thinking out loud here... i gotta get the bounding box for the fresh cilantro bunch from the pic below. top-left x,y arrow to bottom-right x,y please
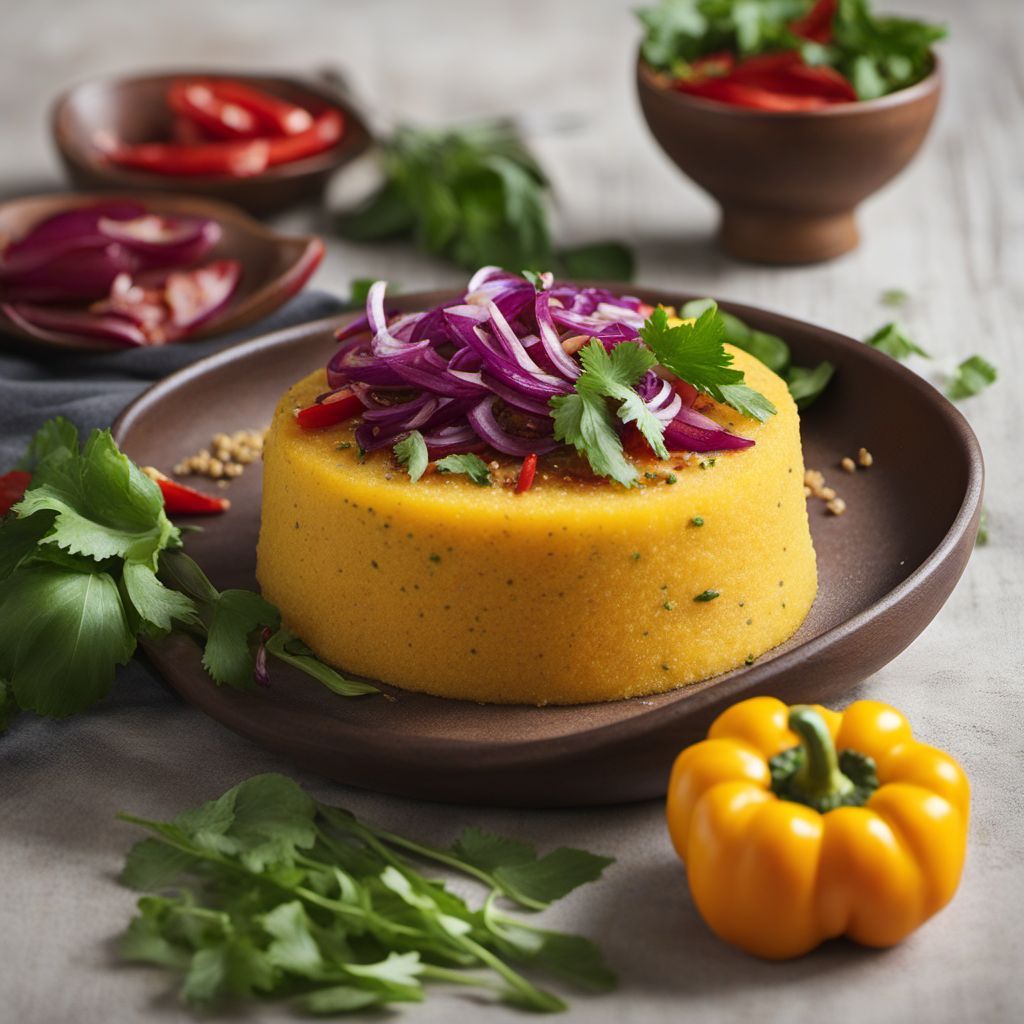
0,419 -> 375,726
118,773 -> 616,1014
638,0 -> 946,99
336,121 -> 634,279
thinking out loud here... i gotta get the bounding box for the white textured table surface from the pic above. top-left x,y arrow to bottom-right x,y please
1,1 -> 1022,1022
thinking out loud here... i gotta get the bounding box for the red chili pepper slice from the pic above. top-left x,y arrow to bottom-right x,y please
515,453 -> 538,494
167,81 -> 261,140
264,110 -> 345,167
679,51 -> 736,83
790,0 -> 837,44
295,389 -> 363,430
202,80 -> 316,137
728,60 -> 857,103
0,470 -> 32,516
153,474 -> 230,516
96,135 -> 271,178
676,77 -> 838,111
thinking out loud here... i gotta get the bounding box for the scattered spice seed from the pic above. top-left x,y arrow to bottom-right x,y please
172,428 -> 267,482
840,456 -> 856,474
858,447 -> 874,467
826,497 -> 847,516
820,486 -> 837,501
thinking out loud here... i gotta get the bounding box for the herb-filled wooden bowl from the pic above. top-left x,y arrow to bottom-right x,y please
636,54 -> 942,264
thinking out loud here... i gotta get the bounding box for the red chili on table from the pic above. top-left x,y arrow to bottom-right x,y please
295,389 -> 363,430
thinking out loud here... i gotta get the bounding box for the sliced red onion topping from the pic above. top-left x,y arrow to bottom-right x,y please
326,269 -> 755,471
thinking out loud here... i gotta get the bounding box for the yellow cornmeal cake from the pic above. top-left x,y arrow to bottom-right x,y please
256,346 -> 816,704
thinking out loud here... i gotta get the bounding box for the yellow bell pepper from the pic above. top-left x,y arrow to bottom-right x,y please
666,696 -> 970,959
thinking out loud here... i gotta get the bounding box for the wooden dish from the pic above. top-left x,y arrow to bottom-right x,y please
0,192 -> 324,352
112,288 -> 983,807
52,71 -> 372,215
636,55 -> 942,264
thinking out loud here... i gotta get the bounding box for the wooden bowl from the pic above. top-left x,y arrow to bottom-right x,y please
0,192 -> 324,352
636,55 -> 942,264
52,71 -> 372,216
112,288 -> 983,806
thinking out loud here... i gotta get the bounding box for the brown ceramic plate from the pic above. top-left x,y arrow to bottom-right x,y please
112,289 -> 983,807
0,192 -> 323,352
52,71 -> 372,215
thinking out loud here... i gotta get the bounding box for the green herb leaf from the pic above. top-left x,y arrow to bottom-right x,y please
865,321 -> 930,360
550,388 -> 637,488
558,242 -> 635,282
264,628 -> 378,696
880,288 -> 910,308
117,773 -> 616,1014
578,340 -> 668,458
122,561 -> 199,635
436,453 -> 492,486
15,416 -> 79,472
0,510 -> 57,581
947,355 -> 997,400
348,278 -> 379,306
393,430 -> 429,483
786,361 -> 836,409
0,564 -> 135,716
15,429 -> 176,568
640,305 -> 776,422
202,589 -> 279,689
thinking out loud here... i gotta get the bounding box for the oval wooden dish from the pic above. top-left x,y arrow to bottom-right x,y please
112,290 -> 983,807
0,192 -> 324,353
52,70 -> 371,215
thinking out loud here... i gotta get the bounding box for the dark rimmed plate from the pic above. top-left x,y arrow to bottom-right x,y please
112,289 -> 983,807
0,192 -> 324,353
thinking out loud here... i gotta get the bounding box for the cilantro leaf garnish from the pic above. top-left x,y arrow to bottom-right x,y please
0,564 -> 135,716
0,420 -> 377,722
436,452 -> 492,485
865,321 -> 930,360
117,773 -> 616,1014
550,386 -> 638,488
640,305 -> 777,422
785,362 -> 836,410
947,355 -> 997,400
393,430 -> 429,482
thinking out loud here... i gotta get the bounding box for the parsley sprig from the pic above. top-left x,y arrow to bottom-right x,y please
117,773 -> 616,1014
336,121 -> 633,279
0,419 -> 375,725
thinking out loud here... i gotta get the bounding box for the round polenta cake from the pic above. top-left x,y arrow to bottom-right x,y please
256,343 -> 816,705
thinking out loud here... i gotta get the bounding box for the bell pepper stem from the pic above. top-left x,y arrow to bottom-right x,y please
788,706 -> 855,804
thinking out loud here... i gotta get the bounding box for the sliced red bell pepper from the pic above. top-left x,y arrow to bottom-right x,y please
264,109 -> 345,167
0,470 -> 31,516
295,388 -> 363,430
677,77 -> 837,111
679,51 -> 736,83
97,135 -> 270,178
145,469 -> 230,515
790,0 -> 837,44
728,58 -> 857,103
167,80 -> 261,140
202,80 -> 315,137
515,453 -> 538,494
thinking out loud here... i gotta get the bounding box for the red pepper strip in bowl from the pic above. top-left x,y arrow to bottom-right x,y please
515,453 -> 538,494
96,134 -> 271,178
167,81 -> 261,139
201,79 -> 315,136
142,467 -> 230,515
677,77 -> 839,111
295,388 -> 363,430
790,0 -> 837,44
265,109 -> 345,167
0,470 -> 31,516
